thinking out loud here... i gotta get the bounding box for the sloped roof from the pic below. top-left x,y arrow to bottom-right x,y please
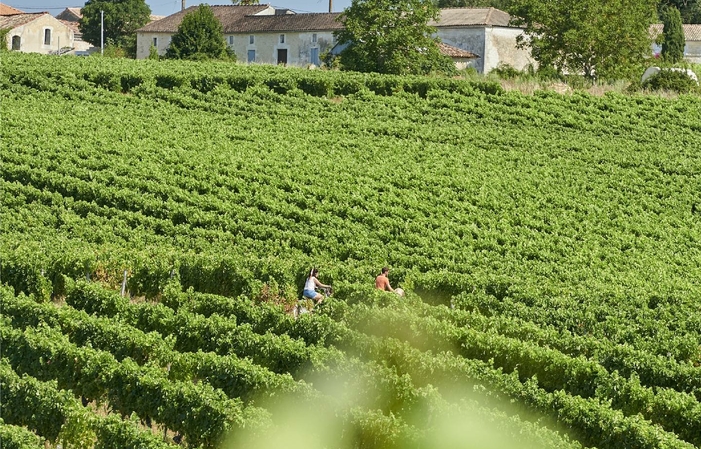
56,7 -> 82,21
650,23 -> 701,42
59,18 -> 80,33
138,4 -> 272,33
0,3 -> 23,15
438,42 -> 478,58
233,12 -> 342,33
0,12 -> 45,29
430,7 -> 512,28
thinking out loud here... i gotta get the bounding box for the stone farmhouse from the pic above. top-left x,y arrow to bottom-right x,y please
1,3 -> 75,54
136,4 -> 529,72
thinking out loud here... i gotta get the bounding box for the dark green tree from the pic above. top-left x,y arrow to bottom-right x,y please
335,0 -> 456,75
661,7 -> 686,62
658,0 -> 700,22
509,0 -> 657,80
165,4 -> 230,60
79,0 -> 151,54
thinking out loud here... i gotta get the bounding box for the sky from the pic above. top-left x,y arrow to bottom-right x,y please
8,0 -> 353,18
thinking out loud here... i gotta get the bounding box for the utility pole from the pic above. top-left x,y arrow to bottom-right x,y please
329,0 -> 332,12
182,0 -> 185,11
100,10 -> 104,55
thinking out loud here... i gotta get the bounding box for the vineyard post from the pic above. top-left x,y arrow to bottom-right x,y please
100,10 -> 104,56
121,270 -> 128,297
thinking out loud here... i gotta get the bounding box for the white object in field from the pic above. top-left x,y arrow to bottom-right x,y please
395,288 -> 405,297
642,66 -> 699,85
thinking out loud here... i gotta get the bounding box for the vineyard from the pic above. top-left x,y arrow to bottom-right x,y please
1,52 -> 701,449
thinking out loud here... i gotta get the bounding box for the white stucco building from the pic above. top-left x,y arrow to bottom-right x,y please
432,8 -> 533,74
136,5 -> 341,65
0,9 -> 75,54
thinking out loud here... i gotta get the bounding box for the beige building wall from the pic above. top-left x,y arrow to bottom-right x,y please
484,27 -> 534,73
137,30 -> 335,66
136,32 -> 172,58
7,15 -> 74,54
437,26 -> 533,73
233,31 -> 334,65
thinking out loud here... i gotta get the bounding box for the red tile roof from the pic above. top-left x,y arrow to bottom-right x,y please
0,12 -> 46,29
0,2 -> 23,15
438,42 -> 478,58
650,23 -> 701,42
138,4 -> 272,33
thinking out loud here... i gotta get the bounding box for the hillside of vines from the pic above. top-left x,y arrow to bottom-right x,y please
1,52 -> 701,449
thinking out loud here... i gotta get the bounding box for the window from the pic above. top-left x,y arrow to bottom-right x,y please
11,35 -> 20,50
247,49 -> 255,62
228,35 -> 234,46
249,35 -> 254,45
279,34 -> 285,44
312,33 -> 317,43
152,37 -> 158,47
44,28 -> 51,45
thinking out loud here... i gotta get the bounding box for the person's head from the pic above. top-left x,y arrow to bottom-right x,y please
381,266 -> 389,275
310,268 -> 319,277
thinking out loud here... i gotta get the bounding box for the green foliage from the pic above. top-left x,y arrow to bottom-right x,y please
510,0 -> 658,80
79,0 -> 151,51
335,0 -> 456,75
642,68 -> 699,93
661,7 -> 685,63
3,53 -> 701,449
658,0 -> 701,23
165,4 -> 228,61
0,421 -> 42,449
148,44 -> 159,60
0,29 -> 10,52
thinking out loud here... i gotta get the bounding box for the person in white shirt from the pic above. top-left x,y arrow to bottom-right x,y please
303,268 -> 331,304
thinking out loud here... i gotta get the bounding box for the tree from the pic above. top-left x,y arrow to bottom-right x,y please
79,0 -> 151,52
165,4 -> 230,60
658,0 -> 700,23
335,0 -> 456,75
509,0 -> 657,80
661,6 -> 685,63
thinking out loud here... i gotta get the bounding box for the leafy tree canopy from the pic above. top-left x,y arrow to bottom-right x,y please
335,0 -> 456,75
79,0 -> 151,50
165,4 -> 230,60
658,0 -> 700,22
509,0 -> 657,80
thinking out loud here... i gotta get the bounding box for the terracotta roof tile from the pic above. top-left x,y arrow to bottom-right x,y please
59,18 -> 80,33
233,13 -> 342,33
0,3 -> 23,15
0,12 -> 45,29
137,4 -> 272,33
650,23 -> 701,42
438,42 -> 478,58
430,7 -> 512,28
